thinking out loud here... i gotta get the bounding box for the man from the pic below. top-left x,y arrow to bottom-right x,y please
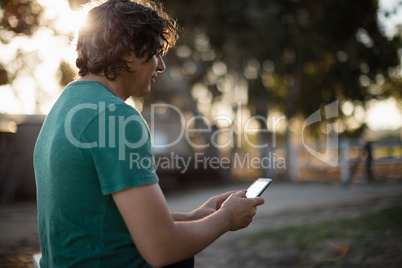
34,0 -> 264,267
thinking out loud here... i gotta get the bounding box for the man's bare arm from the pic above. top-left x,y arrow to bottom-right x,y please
112,184 -> 263,267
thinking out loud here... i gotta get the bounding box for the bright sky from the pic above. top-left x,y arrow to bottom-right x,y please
366,97 -> 402,130
0,0 -> 401,132
378,0 -> 402,37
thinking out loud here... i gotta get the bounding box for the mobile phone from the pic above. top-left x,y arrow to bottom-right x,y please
246,178 -> 272,198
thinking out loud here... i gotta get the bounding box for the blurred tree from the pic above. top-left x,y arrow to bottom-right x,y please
162,0 -> 401,137
59,60 -> 75,86
0,0 -> 43,35
0,0 -> 399,180
0,0 -> 44,101
0,64 -> 8,85
0,0 -> 74,111
154,0 -> 402,179
0,0 -> 400,136
2,0 -> 399,128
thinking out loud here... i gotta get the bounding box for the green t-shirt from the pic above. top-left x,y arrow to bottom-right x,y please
34,81 -> 158,267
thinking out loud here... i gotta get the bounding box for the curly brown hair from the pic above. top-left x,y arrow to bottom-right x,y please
75,0 -> 179,80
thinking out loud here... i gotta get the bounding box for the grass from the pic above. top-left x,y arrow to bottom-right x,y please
245,207 -> 402,267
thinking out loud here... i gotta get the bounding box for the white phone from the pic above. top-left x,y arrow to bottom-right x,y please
246,178 -> 272,198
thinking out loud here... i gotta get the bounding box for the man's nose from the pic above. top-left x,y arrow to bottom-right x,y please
157,55 -> 166,73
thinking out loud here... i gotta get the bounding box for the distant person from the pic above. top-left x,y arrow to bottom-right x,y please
364,141 -> 374,182
34,0 -> 264,267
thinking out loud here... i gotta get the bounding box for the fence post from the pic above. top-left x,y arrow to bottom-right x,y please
264,146 -> 277,180
340,138 -> 350,184
289,144 -> 299,182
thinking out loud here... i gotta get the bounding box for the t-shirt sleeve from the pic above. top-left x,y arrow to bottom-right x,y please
81,104 -> 159,195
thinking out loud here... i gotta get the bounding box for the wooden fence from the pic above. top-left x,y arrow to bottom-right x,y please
281,139 -> 402,183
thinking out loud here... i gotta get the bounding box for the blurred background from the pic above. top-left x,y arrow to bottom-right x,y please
1,0 -> 401,202
0,1 -> 402,267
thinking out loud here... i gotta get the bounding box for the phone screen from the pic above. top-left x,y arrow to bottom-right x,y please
246,178 -> 272,198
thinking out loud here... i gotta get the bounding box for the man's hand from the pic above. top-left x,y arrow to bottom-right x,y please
219,190 -> 265,231
191,190 -> 238,220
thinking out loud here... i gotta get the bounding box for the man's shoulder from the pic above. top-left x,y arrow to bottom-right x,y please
56,81 -> 141,116
43,81 -> 142,136
63,81 -> 123,104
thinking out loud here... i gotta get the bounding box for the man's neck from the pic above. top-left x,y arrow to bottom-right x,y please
77,73 -> 128,100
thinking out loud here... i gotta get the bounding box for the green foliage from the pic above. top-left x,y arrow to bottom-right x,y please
166,0 -> 402,131
0,0 -> 43,35
0,0 -> 400,136
59,60 -> 75,87
67,0 -> 87,10
0,63 -> 8,85
0,0 -> 8,9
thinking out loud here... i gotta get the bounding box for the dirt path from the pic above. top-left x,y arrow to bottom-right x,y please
1,181 -> 402,267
